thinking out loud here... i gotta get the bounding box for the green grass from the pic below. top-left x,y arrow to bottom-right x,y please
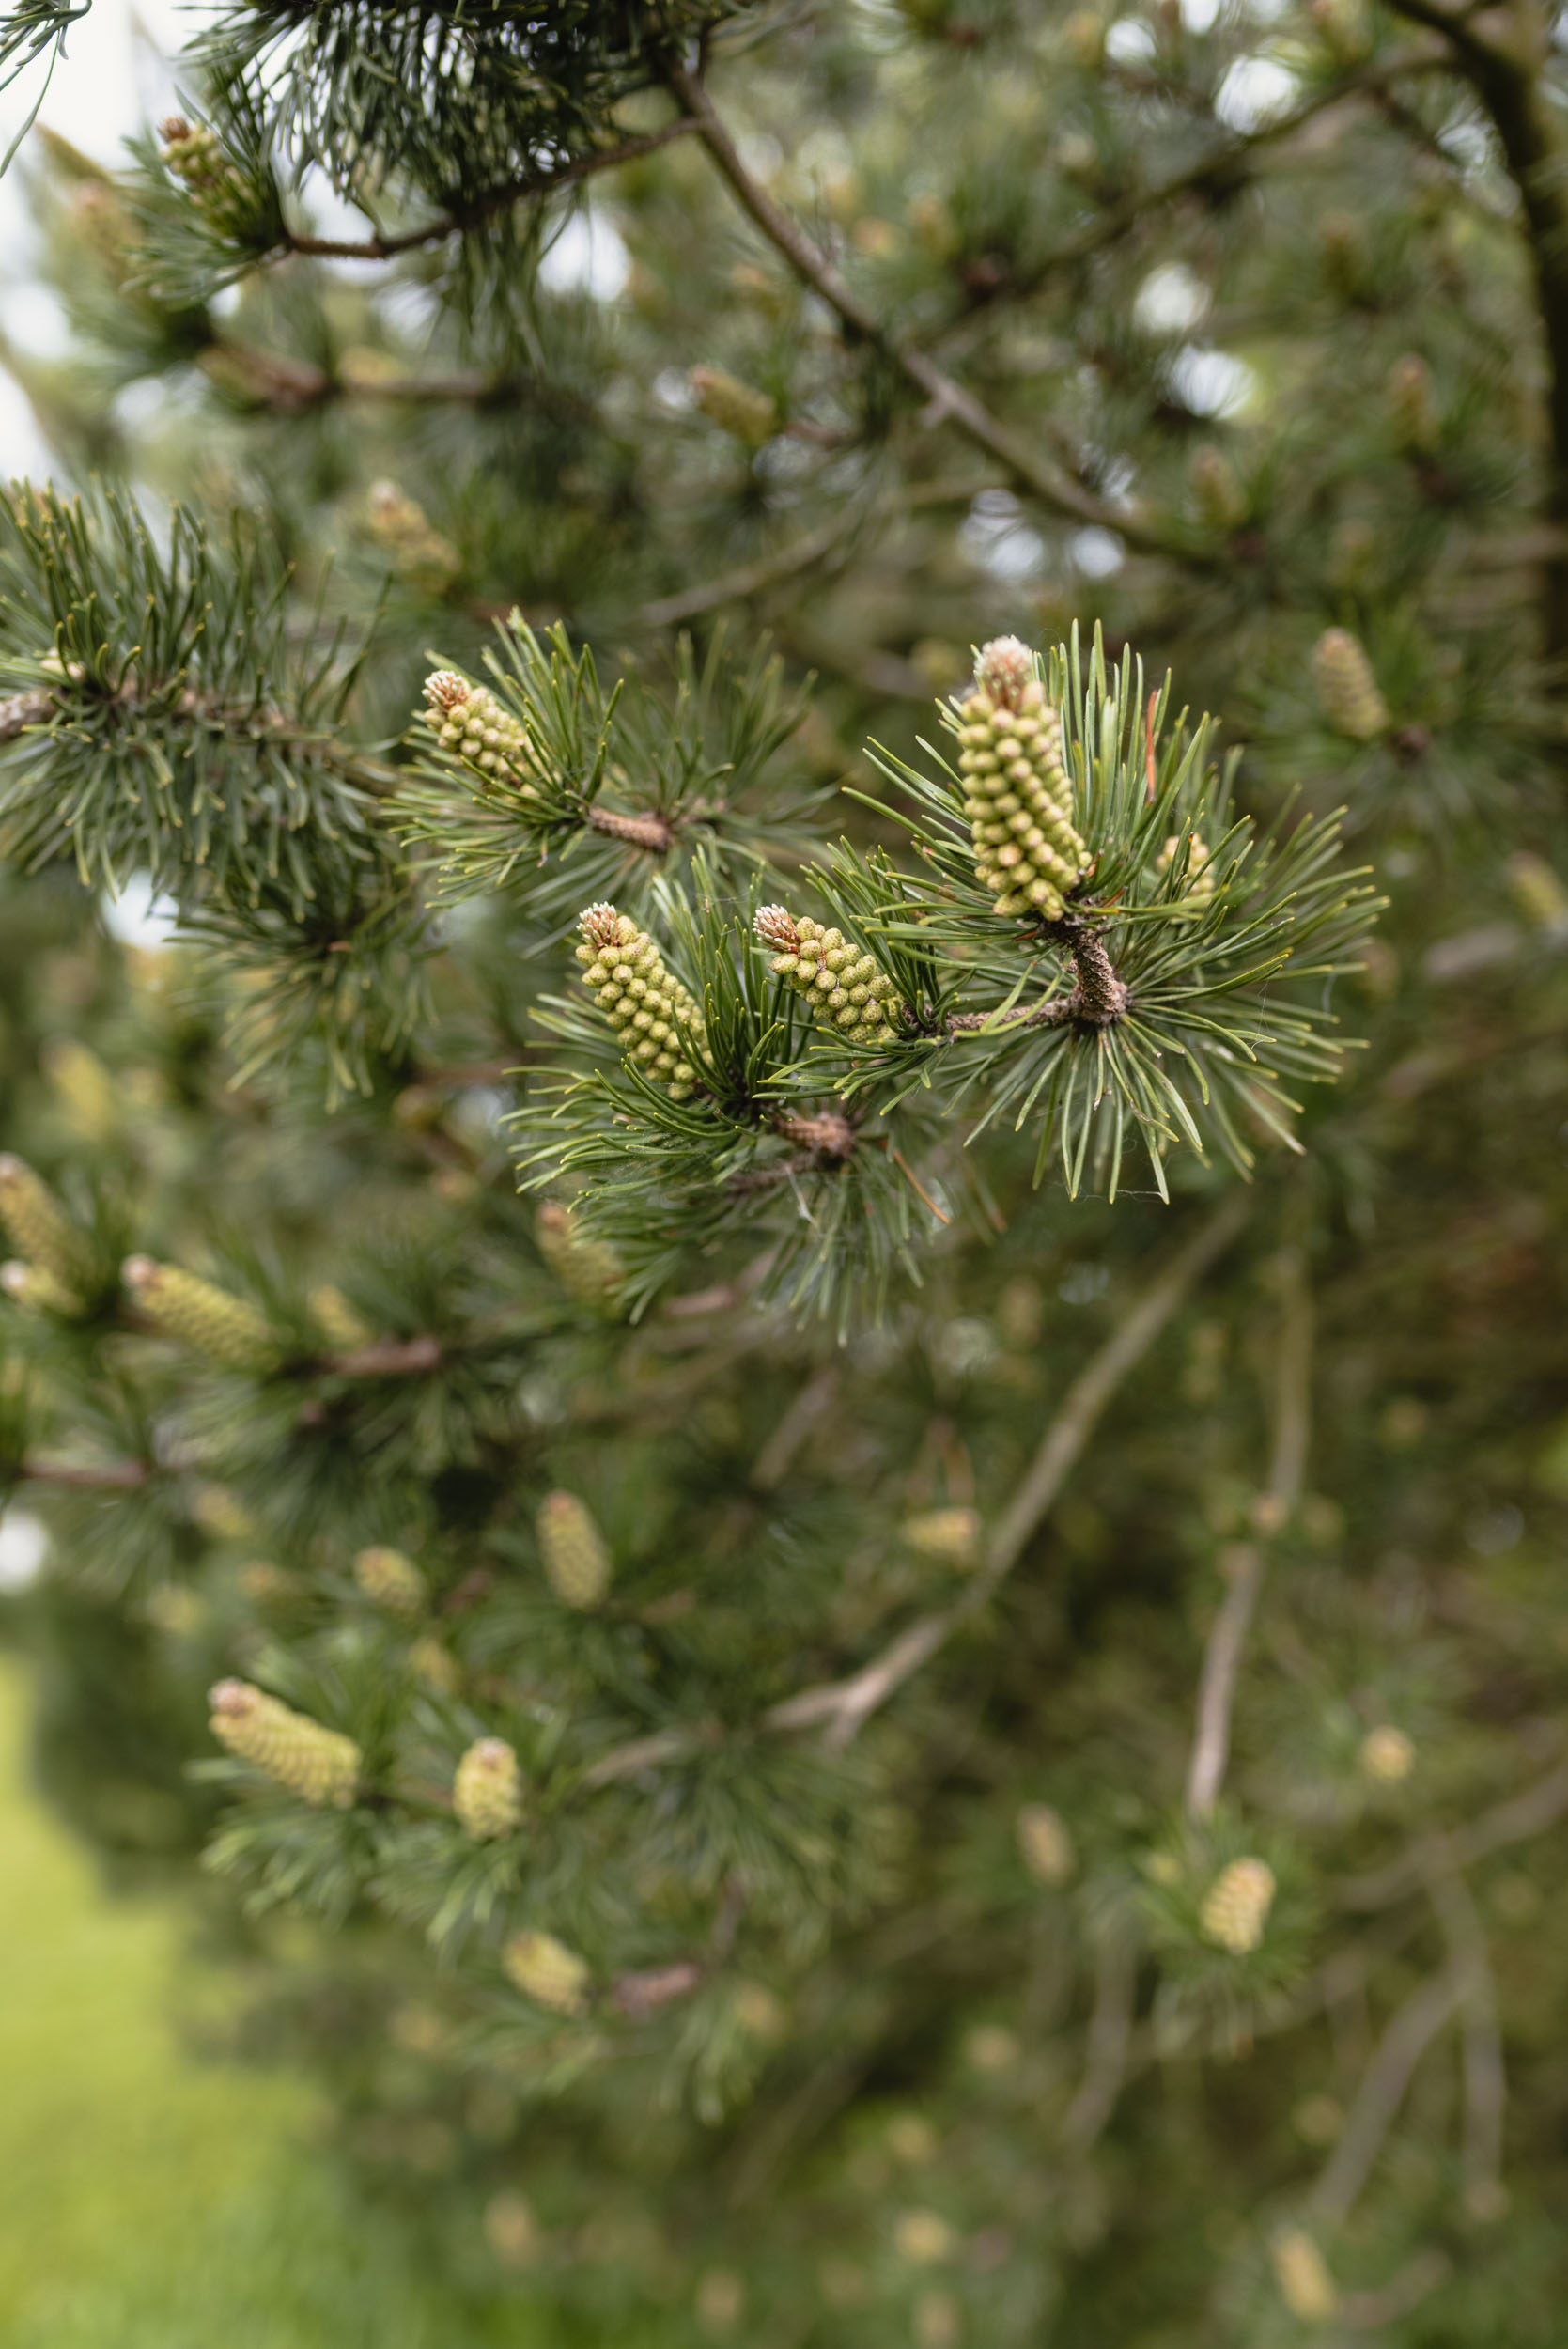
0,1656 -> 574,2348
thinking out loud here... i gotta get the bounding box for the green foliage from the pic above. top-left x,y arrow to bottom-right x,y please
5,0 -> 1568,2343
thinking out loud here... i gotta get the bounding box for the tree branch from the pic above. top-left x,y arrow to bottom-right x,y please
1185,1243 -> 1312,1818
1059,1936 -> 1138,2153
1421,1844 -> 1506,2212
663,62 -> 1185,558
767,1190 -> 1250,1748
1334,1759 -> 1568,1909
1388,0 -> 1568,659
1309,1966 -> 1467,2230
16,1453 -> 149,1490
275,121 -> 700,262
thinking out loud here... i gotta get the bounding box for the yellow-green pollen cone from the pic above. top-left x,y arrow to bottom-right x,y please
208,1678 -> 361,1808
422,668 -> 537,788
753,908 -> 903,1047
943,636 -> 1092,920
575,905 -> 705,1099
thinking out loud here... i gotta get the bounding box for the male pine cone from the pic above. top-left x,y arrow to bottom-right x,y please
753,908 -> 903,1048
536,1491 -> 613,1610
208,1679 -> 361,1808
422,669 -> 536,788
1199,1856 -> 1277,1953
946,637 -> 1091,919
123,1257 -> 283,1372
535,1202 -> 625,1316
0,1154 -> 93,1298
502,1929 -> 591,2016
575,905 -> 705,1099
454,1737 -> 524,1840
354,1545 -> 427,1619
1312,629 -> 1389,741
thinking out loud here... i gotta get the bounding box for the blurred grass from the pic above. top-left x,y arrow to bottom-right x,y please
0,1655 -> 567,2348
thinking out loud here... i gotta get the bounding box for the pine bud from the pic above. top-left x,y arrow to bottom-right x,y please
0,1155 -> 94,1294
307,1283 -> 376,1351
237,1559 -> 304,1607
690,366 -> 779,447
454,1737 -> 525,1840
409,1633 -> 462,1696
1269,2226 -> 1338,2322
1311,629 -> 1389,741
1016,1802 -> 1076,1888
122,1256 -> 284,1372
893,2210 -> 956,2266
365,479 -> 459,590
353,1545 -> 427,1619
901,1507 -> 982,1567
208,1678 -> 361,1808
159,114 -> 226,194
575,905 -> 706,1098
502,1928 -> 591,2015
753,906 -> 905,1048
1506,850 -> 1568,932
942,641 -> 1092,920
483,2189 -> 540,2268
1199,1856 -> 1277,1953
419,669 -> 536,794
41,1037 -> 119,1143
1359,1724 -> 1415,1782
1388,352 -> 1438,454
535,1202 -> 625,1315
536,1491 -> 613,1610
1,1259 -> 84,1315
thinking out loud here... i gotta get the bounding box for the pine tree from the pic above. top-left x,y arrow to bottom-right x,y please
4,2 -> 1568,2341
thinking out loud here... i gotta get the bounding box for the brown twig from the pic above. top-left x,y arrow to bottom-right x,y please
1059,1937 -> 1138,2153
663,62 -> 1184,558
1309,1966 -> 1467,2230
1335,1760 -> 1568,1909
277,121 -> 700,261
17,1453 -> 150,1490
767,1191 -> 1250,1749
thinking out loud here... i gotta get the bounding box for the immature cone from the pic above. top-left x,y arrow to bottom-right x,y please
753,907 -> 903,1048
1311,629 -> 1389,741
535,1202 -> 625,1316
159,114 -> 226,193
354,1545 -> 427,1619
575,905 -> 705,1099
901,1507 -> 982,1568
502,1929 -> 591,2015
537,1491 -> 613,1610
1199,1856 -> 1277,1953
1506,850 -> 1568,931
308,1283 -> 376,1351
365,480 -> 459,591
1359,1724 -> 1415,1782
208,1678 -> 361,1808
944,638 -> 1091,919
1016,1801 -> 1076,1888
420,669 -> 536,790
122,1256 -> 284,1372
1388,351 -> 1438,454
0,1155 -> 94,1294
454,1737 -> 525,1840
690,366 -> 778,447
1269,2226 -> 1338,2322
409,1633 -> 462,1696
1,1259 -> 84,1316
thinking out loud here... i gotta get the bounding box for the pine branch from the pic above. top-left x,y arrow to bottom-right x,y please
275,120 -> 700,262
1334,1761 -> 1568,1908
768,1191 -> 1250,1747
17,1453 -> 149,1490
1308,1966 -> 1467,2230
1388,0 -> 1568,660
663,63 -> 1187,560
1185,1241 -> 1312,1819
1421,1847 -> 1506,2211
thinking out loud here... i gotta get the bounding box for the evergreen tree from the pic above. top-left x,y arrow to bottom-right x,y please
3,2 -> 1568,2341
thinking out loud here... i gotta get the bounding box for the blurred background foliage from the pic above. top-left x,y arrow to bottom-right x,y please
2,0 -> 1568,2343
